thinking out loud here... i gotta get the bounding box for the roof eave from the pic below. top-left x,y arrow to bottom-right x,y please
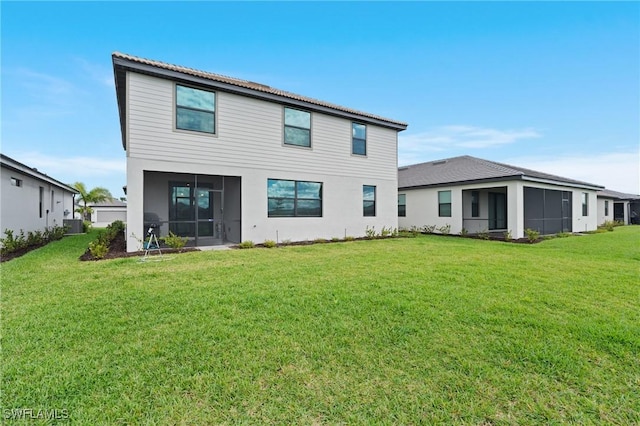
113,61 -> 127,151
399,174 -> 605,191
398,175 -> 521,190
521,176 -> 604,191
0,155 -> 79,194
112,55 -> 408,137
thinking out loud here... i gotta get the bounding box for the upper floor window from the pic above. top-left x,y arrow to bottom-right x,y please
176,85 -> 215,134
10,177 -> 22,187
363,185 -> 376,216
582,192 -> 589,216
352,123 -> 367,156
268,179 -> 322,217
284,107 -> 311,147
439,190 -> 451,217
398,194 -> 406,217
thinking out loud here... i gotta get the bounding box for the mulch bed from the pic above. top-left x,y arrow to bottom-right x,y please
79,232 -> 199,261
0,242 -> 48,263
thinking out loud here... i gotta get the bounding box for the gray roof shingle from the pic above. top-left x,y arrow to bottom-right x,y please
112,52 -> 407,130
398,155 -> 604,190
597,188 -> 640,200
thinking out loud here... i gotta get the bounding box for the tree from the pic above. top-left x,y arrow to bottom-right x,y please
72,182 -> 113,221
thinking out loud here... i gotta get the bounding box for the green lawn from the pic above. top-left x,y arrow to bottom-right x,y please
2,227 -> 639,424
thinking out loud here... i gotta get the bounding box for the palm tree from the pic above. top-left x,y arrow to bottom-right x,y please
72,182 -> 113,221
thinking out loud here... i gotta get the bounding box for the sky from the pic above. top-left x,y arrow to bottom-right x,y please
1,1 -> 639,197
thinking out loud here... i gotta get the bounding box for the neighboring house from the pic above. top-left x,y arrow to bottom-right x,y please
1,154 -> 77,236
83,199 -> 127,228
597,189 -> 640,225
398,155 -> 604,238
112,52 -> 407,251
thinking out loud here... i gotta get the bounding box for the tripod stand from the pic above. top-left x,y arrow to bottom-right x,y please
143,225 -> 162,259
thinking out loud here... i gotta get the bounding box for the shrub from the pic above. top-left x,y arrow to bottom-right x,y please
47,225 -> 68,241
88,241 -> 109,259
459,228 -> 469,237
96,231 -> 111,246
422,225 -> 436,234
555,232 -> 572,238
438,224 -> 451,235
1,225 -> 67,257
314,238 -> 328,244
82,222 -> 125,260
110,220 -> 126,234
344,235 -> 355,241
365,226 -> 377,239
82,220 -> 93,233
525,228 -> 540,243
600,221 -> 616,232
503,230 -> 513,242
331,237 -> 341,242
398,229 -> 411,238
1,229 -> 26,255
263,239 -> 277,248
477,229 -> 490,240
238,240 -> 255,249
26,231 -> 44,247
379,226 -> 393,238
163,231 -> 188,250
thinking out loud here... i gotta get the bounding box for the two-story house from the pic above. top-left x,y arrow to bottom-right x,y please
112,53 -> 407,251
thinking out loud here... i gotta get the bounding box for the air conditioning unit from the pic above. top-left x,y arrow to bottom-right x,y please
63,219 -> 83,234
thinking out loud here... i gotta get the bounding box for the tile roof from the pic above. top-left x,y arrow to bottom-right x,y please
398,155 -> 604,190
112,52 -> 408,129
597,188 -> 640,200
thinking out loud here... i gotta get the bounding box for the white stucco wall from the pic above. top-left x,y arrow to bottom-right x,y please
399,180 -> 599,239
0,166 -> 75,236
123,72 -> 400,251
90,207 -> 127,228
596,197 -> 615,225
399,182 -> 518,236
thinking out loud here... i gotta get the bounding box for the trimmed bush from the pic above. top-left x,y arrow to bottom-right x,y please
163,231 -> 188,250
1,225 -> 69,258
263,240 -> 277,248
525,228 -> 540,243
238,240 -> 255,249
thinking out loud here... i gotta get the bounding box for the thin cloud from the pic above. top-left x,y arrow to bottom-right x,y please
14,152 -> 125,180
5,68 -> 81,118
399,124 -> 541,165
506,151 -> 640,195
73,56 -> 114,88
15,68 -> 76,100
445,125 -> 541,148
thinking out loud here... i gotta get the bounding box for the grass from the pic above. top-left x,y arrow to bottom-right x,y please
1,227 -> 639,424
